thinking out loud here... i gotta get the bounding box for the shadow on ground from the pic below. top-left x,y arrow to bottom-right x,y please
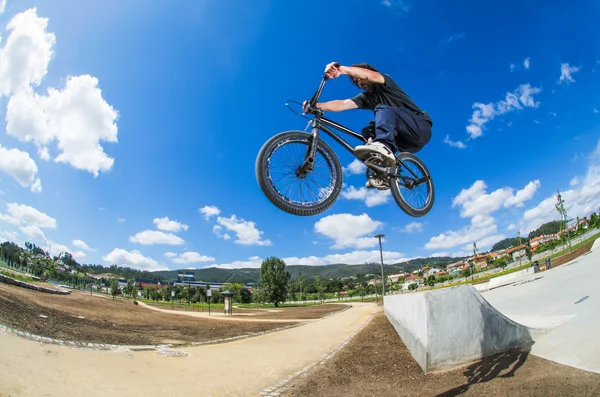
437,344 -> 531,396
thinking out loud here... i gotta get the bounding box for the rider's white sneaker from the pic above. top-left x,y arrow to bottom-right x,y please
366,178 -> 389,190
354,141 -> 396,166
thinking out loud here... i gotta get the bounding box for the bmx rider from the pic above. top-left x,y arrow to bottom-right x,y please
303,62 -> 433,189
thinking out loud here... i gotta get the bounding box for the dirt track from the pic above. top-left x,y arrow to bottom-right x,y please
282,311 -> 600,396
0,302 -> 377,397
0,283 -> 343,345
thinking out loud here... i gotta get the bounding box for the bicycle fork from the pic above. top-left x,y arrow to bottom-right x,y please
296,120 -> 319,177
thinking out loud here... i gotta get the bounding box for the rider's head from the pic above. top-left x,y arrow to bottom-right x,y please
349,63 -> 379,93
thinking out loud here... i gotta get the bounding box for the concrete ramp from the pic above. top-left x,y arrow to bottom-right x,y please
384,285 -> 563,373
591,238 -> 600,251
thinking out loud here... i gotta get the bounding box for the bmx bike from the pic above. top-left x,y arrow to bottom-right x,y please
255,72 -> 435,218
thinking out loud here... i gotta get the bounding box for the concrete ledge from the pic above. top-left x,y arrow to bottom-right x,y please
0,274 -> 71,295
384,285 -> 558,374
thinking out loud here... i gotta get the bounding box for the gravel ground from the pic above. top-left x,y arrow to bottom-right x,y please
0,282 -> 303,345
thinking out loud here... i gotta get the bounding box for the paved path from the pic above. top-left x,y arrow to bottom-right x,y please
0,302 -> 378,396
482,246 -> 600,374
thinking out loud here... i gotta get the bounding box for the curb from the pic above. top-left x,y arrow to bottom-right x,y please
259,310 -> 376,397
0,274 -> 71,295
0,321 -> 302,353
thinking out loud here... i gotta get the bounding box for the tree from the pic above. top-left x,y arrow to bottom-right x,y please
296,272 -> 306,302
555,190 -> 572,252
110,278 -> 120,300
258,257 -> 291,307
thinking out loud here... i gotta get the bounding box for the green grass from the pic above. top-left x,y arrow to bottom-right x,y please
0,268 -> 33,283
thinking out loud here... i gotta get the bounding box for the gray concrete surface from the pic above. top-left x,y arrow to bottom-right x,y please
482,244 -> 599,374
384,285 -> 557,373
384,242 -> 599,374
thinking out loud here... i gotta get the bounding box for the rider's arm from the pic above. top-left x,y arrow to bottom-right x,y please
340,65 -> 385,84
316,99 -> 358,112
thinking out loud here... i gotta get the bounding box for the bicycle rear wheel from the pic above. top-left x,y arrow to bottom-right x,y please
255,131 -> 343,216
389,152 -> 435,217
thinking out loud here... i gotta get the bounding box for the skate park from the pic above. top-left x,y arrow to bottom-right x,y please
384,238 -> 600,376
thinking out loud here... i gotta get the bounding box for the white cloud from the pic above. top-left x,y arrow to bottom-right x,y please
343,159 -> 366,175
117,217 -> 126,223
0,230 -> 20,243
153,217 -> 189,232
6,75 -> 119,176
47,242 -> 70,258
314,213 -> 383,250
381,0 -> 410,13
129,230 -> 185,245
431,252 -> 450,257
19,225 -> 45,241
570,176 -> 580,187
424,217 -> 498,251
452,179 -> 541,218
510,63 -> 516,73
72,251 -> 86,260
0,145 -> 42,192
443,135 -> 467,149
424,179 -> 540,251
340,185 -> 391,207
559,63 -> 580,83
402,221 -> 423,233
2,202 -> 56,228
212,225 -> 231,240
520,140 -> 600,233
0,8 -> 55,97
0,0 -> 6,14
507,223 -> 516,231
209,250 -> 409,269
199,205 -> 221,219
214,215 -> 271,246
208,256 -> 264,270
72,239 -> 94,251
103,248 -> 167,272
594,109 -> 599,114
523,57 -> 530,69
438,32 -> 465,46
167,252 -> 215,264
466,84 -> 541,139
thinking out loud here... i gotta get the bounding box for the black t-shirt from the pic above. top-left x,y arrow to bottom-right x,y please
350,73 -> 432,124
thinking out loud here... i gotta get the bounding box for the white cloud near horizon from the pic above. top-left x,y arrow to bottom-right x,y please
424,179 -> 541,251
314,213 -> 383,250
103,248 -> 167,272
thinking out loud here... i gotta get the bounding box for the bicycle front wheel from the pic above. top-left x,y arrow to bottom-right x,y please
255,131 -> 343,216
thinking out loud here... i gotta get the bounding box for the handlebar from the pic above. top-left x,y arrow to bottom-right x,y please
309,62 -> 341,107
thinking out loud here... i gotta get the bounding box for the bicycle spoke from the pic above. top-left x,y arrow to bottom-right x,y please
266,138 -> 337,207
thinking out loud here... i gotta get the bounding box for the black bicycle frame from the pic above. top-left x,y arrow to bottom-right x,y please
298,75 -> 429,186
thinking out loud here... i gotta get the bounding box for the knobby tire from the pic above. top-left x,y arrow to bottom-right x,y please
389,152 -> 435,217
255,131 -> 343,216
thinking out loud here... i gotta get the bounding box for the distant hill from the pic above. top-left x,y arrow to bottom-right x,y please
491,237 -> 527,252
528,220 -> 564,239
153,255 -> 467,283
490,220 -> 564,252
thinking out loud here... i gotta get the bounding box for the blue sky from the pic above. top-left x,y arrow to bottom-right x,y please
1,0 -> 599,271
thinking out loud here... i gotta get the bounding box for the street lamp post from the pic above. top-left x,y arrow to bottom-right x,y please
374,234 -> 386,298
